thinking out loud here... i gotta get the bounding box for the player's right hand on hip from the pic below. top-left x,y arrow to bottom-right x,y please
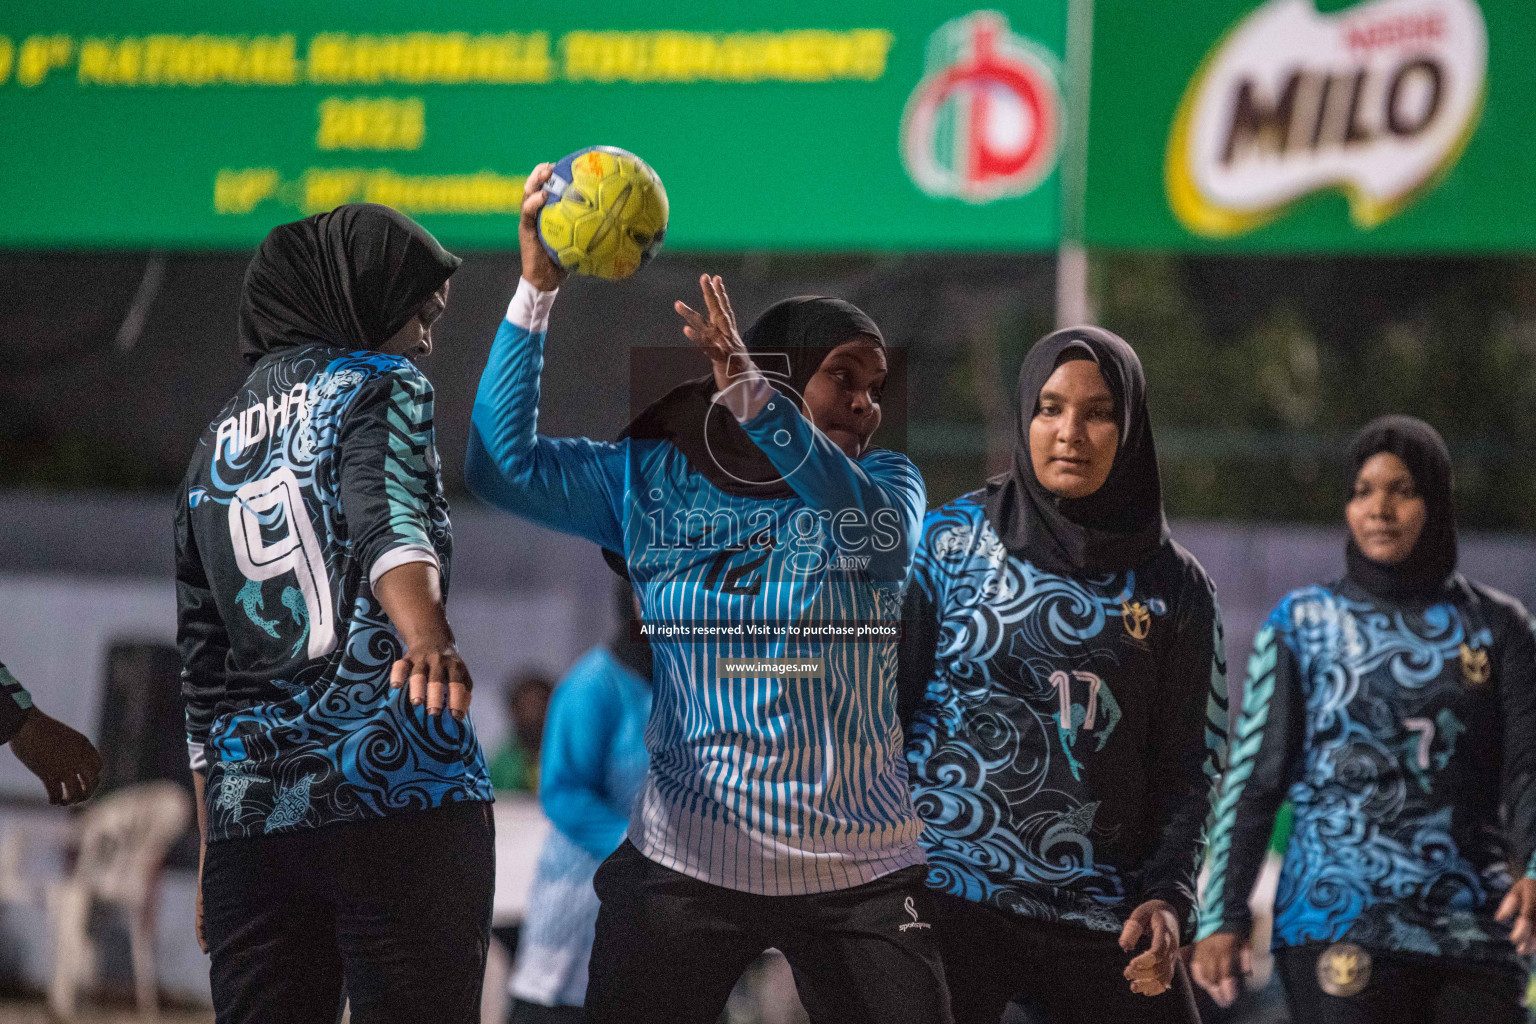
520,163 -> 568,293
390,644 -> 474,722
1190,932 -> 1251,1008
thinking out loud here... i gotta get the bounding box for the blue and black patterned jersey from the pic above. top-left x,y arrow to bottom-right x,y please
900,491 -> 1228,936
175,344 -> 492,843
1199,577 -> 1536,968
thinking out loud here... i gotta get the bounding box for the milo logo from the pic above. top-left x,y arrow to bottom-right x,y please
1166,0 -> 1487,236
901,11 -> 1061,204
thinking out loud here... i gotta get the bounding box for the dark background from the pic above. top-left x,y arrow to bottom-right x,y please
3,250 -> 1533,529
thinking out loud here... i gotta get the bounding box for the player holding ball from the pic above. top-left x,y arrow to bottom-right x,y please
466,164 -> 951,1024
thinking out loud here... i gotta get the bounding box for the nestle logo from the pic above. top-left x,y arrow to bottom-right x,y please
1344,12 -> 1446,51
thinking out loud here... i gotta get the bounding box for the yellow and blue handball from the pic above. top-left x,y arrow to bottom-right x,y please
537,146 -> 668,281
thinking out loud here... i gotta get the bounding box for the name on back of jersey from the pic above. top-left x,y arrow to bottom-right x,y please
214,383 -> 309,464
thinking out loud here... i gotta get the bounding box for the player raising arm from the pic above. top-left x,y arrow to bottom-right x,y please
465,166 -> 950,1024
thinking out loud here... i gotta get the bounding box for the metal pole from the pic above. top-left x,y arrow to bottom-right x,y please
1056,0 -> 1095,328
1055,243 -> 1090,328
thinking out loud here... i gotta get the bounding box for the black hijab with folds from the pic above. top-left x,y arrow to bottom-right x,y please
601,296 -> 883,579
1343,414 -> 1457,604
619,295 -> 883,500
984,326 -> 1168,575
239,203 -> 461,364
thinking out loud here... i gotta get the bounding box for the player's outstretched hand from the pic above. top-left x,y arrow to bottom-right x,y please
1190,931 -> 1252,1008
1496,877 -> 1536,955
676,274 -> 750,395
519,163 -> 567,293
10,709 -> 103,805
1119,898 -> 1180,997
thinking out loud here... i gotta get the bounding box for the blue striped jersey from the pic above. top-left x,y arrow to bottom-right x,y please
466,280 -> 927,895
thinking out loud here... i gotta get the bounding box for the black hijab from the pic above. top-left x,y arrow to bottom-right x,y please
1343,414 -> 1457,604
607,579 -> 653,684
239,203 -> 461,364
618,296 -> 883,500
983,326 -> 1168,575
602,296 -> 883,579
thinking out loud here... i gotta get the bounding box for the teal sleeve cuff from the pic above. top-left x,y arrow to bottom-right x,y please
0,662 -> 35,746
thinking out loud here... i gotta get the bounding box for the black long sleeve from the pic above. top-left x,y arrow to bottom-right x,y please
175,347 -> 484,842
1196,611 -> 1306,939
897,564 -> 940,738
175,483 -> 231,772
1138,573 -> 1228,932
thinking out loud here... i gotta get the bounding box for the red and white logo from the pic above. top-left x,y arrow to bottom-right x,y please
901,11 -> 1062,204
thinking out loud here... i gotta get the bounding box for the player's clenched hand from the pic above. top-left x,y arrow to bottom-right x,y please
676,274 -> 750,395
1496,877 -> 1536,956
519,163 -> 567,293
1190,932 -> 1251,1008
10,709 -> 103,805
1119,899 -> 1180,997
390,643 -> 473,722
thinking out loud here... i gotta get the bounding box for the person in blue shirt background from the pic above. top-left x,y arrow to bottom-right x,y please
507,581 -> 653,1023
1192,415 -> 1536,1024
466,165 -> 949,1024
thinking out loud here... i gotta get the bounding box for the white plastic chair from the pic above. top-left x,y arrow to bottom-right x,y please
0,824 -> 34,907
46,780 -> 191,1021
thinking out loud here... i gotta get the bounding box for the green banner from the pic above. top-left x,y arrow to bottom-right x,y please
1086,0 -> 1536,251
0,0 -> 1065,251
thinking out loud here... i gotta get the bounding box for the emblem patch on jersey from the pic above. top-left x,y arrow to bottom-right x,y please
1317,942 -> 1371,997
1122,600 -> 1152,641
1459,643 -> 1490,686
